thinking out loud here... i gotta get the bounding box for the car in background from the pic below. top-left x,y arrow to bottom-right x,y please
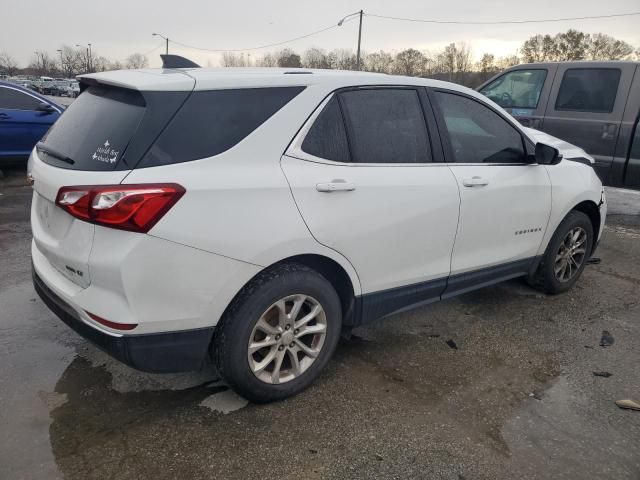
34,77 -> 56,95
478,61 -> 640,190
0,80 -> 63,162
64,81 -> 80,98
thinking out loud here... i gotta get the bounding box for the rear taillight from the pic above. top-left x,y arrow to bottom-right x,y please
55,183 -> 185,233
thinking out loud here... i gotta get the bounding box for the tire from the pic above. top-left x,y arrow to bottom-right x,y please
528,210 -> 593,294
213,263 -> 342,403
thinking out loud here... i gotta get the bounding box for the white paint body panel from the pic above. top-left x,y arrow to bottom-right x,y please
447,164 -> 551,274
281,156 -> 460,293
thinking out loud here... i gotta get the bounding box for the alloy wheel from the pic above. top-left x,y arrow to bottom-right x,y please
248,294 -> 327,384
554,227 -> 588,282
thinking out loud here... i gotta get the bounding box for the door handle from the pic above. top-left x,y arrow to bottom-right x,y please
316,179 -> 356,192
462,176 -> 489,187
0,112 -> 9,119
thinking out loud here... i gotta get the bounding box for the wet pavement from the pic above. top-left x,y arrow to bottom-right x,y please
1,166 -> 639,479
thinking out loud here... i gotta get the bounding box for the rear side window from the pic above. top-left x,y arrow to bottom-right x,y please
301,97 -> 350,162
339,89 -> 432,163
139,87 -> 304,167
555,69 -> 621,113
433,91 -> 526,164
0,86 -> 42,110
479,69 -> 547,109
39,85 -> 145,170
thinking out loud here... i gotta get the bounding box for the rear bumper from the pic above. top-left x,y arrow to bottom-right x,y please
33,266 -> 214,373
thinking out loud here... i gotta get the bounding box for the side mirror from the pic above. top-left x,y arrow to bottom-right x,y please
534,142 -> 562,165
36,102 -> 55,114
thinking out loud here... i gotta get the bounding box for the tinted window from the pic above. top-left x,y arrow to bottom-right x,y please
301,96 -> 350,162
339,89 -> 432,163
0,86 -> 42,110
555,69 -> 621,113
39,85 -> 145,171
480,69 -> 547,109
140,87 -> 304,167
434,91 -> 525,164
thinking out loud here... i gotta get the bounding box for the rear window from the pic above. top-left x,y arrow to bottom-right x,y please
138,87 -> 304,168
39,85 -> 145,170
555,68 -> 621,113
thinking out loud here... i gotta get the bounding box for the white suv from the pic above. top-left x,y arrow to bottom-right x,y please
29,65 -> 606,402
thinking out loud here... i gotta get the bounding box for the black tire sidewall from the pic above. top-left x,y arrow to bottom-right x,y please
540,211 -> 593,294
215,264 -> 342,403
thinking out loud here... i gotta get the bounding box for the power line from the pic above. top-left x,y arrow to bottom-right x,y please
366,11 -> 640,25
170,18 -> 357,53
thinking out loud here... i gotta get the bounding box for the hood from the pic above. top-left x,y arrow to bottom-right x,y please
522,127 -> 594,164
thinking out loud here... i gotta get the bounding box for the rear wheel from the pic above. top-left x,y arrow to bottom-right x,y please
213,263 -> 342,403
528,210 -> 593,294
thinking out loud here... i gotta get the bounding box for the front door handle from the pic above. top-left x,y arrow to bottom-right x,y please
316,179 -> 356,193
462,176 -> 489,187
0,112 -> 9,120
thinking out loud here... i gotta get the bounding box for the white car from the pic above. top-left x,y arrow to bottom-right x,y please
29,65 -> 606,402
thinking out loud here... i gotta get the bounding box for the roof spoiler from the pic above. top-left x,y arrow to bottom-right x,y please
161,54 -> 200,69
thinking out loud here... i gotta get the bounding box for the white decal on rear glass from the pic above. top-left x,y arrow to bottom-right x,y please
91,140 -> 119,164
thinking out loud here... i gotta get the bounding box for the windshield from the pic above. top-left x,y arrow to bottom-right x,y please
39,85 -> 145,170
480,69 -> 547,109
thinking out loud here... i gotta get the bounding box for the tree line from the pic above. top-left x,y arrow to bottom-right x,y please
1,30 -> 638,87
0,46 -> 149,78
222,30 -> 639,87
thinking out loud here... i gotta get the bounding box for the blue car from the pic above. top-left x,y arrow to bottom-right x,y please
0,81 -> 64,161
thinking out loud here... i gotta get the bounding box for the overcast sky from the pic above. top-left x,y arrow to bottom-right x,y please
3,0 -> 639,68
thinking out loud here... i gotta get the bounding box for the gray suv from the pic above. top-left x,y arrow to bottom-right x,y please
478,61 -> 640,189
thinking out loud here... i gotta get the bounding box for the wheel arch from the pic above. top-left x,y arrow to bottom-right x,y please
271,254 -> 357,323
571,200 -> 601,255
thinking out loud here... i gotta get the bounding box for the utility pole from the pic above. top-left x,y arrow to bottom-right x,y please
338,11 -> 364,71
88,43 -> 92,72
356,10 -> 363,70
57,49 -> 63,76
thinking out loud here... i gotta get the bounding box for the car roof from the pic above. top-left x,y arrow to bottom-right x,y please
78,67 -> 478,97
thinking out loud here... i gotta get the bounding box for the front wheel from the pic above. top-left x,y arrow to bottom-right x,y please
528,210 -> 594,294
213,263 -> 342,403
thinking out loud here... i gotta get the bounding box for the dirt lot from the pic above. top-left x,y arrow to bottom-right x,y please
1,165 -> 638,479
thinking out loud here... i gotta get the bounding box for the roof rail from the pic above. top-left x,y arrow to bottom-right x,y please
160,54 -> 200,69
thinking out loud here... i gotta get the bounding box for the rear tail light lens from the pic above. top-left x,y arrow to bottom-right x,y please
55,183 -> 185,233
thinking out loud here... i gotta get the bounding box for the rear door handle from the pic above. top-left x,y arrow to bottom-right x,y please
316,180 -> 356,192
0,112 -> 9,119
462,176 -> 489,187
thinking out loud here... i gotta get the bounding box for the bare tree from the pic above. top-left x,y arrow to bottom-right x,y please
554,29 -> 589,61
275,49 -> 302,68
29,51 -> 57,76
326,49 -> 356,70
394,49 -> 426,76
256,52 -> 277,67
520,34 -> 556,62
302,48 -> 330,69
588,33 -> 634,60
364,50 -> 394,73
0,52 -> 19,76
454,42 -> 472,83
477,53 -> 497,82
125,53 -> 149,69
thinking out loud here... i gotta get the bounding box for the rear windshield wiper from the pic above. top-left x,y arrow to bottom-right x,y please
36,142 -> 75,165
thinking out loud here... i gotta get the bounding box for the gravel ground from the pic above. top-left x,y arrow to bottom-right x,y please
0,166 -> 638,480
